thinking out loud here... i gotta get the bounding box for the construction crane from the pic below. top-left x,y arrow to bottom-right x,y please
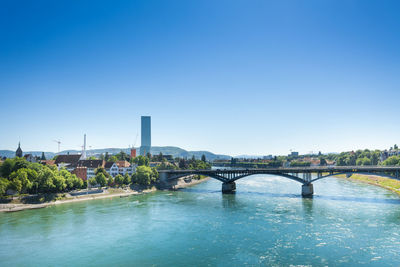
53,140 -> 61,153
133,133 -> 138,149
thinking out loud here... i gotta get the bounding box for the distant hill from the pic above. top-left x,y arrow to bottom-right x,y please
0,150 -> 56,159
235,155 -> 268,159
0,146 -> 231,161
150,146 -> 231,161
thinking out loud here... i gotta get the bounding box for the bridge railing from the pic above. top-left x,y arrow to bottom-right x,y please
159,166 -> 400,173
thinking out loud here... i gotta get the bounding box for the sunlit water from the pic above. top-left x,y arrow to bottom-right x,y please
1,175 -> 400,266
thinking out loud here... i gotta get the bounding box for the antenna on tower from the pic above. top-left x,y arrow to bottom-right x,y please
53,139 -> 61,153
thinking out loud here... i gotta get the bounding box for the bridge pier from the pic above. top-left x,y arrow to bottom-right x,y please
301,183 -> 314,197
222,181 -> 236,193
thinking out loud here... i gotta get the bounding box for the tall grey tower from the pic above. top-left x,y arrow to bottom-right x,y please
140,116 -> 151,156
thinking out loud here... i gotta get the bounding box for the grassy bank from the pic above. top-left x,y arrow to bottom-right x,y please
336,173 -> 400,196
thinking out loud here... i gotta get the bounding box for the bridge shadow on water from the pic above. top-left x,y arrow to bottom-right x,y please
181,188 -> 400,205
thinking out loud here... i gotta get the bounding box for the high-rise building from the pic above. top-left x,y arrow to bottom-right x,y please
140,116 -> 151,156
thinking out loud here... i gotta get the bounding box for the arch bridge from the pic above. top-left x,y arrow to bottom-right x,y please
158,166 -> 400,196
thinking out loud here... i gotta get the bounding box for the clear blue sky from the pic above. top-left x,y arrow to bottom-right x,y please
1,0 -> 399,156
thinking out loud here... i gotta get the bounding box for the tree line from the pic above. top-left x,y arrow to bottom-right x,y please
0,158 -> 85,196
88,163 -> 159,188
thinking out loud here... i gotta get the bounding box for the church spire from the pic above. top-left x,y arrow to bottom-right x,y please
16,142 -> 23,158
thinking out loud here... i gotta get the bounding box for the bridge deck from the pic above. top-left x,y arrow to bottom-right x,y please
159,166 -> 400,195
159,166 -> 400,175
159,166 -> 400,184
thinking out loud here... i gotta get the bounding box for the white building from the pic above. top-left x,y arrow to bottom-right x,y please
105,161 -> 137,177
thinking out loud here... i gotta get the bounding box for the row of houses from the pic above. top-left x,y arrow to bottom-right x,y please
380,149 -> 400,162
54,154 -> 136,180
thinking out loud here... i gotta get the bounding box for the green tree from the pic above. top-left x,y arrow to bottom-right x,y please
132,166 -> 158,186
123,174 -> 131,185
12,157 -> 29,172
38,169 -> 56,193
89,177 -> 97,186
201,154 -> 206,162
290,161 -> 311,167
107,176 -> 114,187
154,152 -> 163,161
95,173 -> 107,187
382,156 -> 400,166
116,151 -> 130,161
72,174 -> 84,189
346,154 -> 356,166
41,152 -> 46,160
9,168 -> 32,193
362,157 -> 372,166
0,178 -> 10,195
156,162 -> 177,170
60,169 -> 73,189
52,174 -> 67,192
356,157 -> 371,166
59,170 -> 82,191
179,158 -> 187,169
114,174 -> 124,186
95,167 -> 110,178
0,159 -> 15,178
108,156 -> 118,162
133,156 -> 149,166
336,155 -> 347,166
9,178 -> 22,193
0,158 -> 86,194
371,151 -> 380,165
151,168 -> 159,183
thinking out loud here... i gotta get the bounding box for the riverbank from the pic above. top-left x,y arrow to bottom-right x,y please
0,187 -> 155,213
336,173 -> 400,196
0,176 -> 210,213
170,176 -> 210,190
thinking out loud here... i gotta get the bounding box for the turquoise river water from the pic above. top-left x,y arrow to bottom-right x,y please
1,175 -> 400,266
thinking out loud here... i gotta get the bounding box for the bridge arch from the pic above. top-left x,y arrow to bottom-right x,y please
164,172 -> 309,184
159,166 -> 400,197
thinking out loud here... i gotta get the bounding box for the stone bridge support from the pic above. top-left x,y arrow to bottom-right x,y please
222,181 -> 236,193
301,183 -> 314,197
159,172 -> 168,185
